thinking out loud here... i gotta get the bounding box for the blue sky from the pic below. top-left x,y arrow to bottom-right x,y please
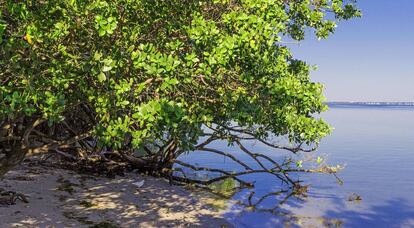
290,0 -> 414,102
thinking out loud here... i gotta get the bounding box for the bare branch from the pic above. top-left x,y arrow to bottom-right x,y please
196,147 -> 252,170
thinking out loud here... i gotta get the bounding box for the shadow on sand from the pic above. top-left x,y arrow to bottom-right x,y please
0,162 -> 231,227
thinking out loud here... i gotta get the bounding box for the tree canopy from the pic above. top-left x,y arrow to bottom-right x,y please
0,0 -> 360,187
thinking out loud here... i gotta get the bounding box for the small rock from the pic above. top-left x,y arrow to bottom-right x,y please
132,180 -> 145,188
347,193 -> 362,202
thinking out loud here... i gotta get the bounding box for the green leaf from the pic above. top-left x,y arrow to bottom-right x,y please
102,66 -> 112,72
98,72 -> 106,82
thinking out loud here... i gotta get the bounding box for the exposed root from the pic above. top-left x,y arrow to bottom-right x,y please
0,188 -> 29,205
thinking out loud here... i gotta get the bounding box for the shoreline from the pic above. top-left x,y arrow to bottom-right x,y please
0,161 -> 232,227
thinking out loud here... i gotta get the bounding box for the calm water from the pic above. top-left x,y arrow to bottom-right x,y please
179,106 -> 414,227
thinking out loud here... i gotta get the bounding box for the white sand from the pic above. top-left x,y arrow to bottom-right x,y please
0,162 -> 232,228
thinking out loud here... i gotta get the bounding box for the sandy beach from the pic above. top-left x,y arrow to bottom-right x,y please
0,161 -> 231,228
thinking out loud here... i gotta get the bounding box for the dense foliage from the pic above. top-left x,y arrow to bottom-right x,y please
0,0 -> 360,180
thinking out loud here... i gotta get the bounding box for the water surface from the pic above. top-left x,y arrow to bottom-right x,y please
180,106 -> 414,227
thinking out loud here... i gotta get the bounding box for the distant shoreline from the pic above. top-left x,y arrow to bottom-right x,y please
325,102 -> 414,108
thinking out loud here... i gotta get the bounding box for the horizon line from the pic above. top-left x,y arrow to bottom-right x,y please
325,101 -> 414,103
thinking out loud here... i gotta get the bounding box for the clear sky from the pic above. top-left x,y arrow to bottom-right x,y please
290,0 -> 414,102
